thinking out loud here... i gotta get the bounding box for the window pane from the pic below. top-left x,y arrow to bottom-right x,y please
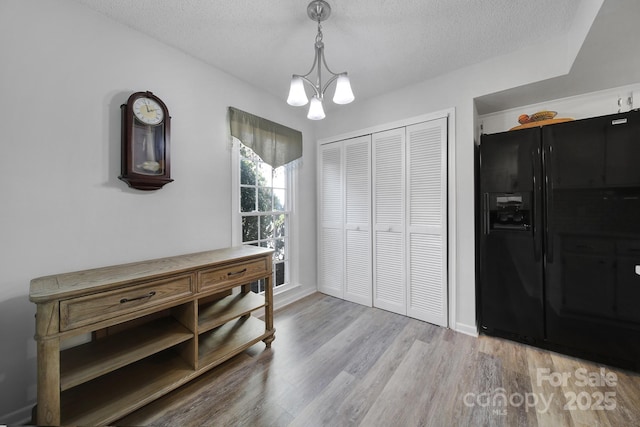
258,188 -> 273,212
240,158 -> 256,185
260,215 -> 273,240
260,240 -> 274,250
242,216 -> 259,242
258,163 -> 273,187
273,189 -> 286,211
275,262 -> 285,287
273,167 -> 286,188
274,238 -> 285,261
274,213 -> 286,237
241,187 -> 256,212
250,279 -> 264,294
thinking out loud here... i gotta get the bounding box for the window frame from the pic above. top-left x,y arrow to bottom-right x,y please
231,138 -> 295,294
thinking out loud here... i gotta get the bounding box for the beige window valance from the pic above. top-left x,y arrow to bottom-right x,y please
229,107 -> 303,169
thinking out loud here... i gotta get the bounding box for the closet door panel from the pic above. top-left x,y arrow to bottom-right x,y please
344,136 -> 372,305
374,230 -> 405,313
373,131 -> 404,227
409,234 -> 445,324
373,128 -> 406,315
321,145 -> 343,227
318,144 -> 344,298
406,119 -> 448,326
345,137 -> 370,227
345,229 -> 372,305
320,228 -> 343,297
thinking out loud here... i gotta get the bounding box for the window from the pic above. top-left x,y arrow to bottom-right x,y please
228,107 -> 301,295
238,143 -> 290,293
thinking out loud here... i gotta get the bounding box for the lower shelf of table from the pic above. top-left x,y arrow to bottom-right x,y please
199,315 -> 271,369
60,315 -> 272,426
60,316 -> 193,391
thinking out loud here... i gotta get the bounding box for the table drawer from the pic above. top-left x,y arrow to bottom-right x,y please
60,275 -> 193,331
198,258 -> 269,292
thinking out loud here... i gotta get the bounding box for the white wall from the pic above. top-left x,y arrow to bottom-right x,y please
480,82 -> 640,135
0,0 -> 316,422
316,1 -> 603,336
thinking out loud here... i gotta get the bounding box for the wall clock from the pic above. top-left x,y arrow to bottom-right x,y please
119,91 -> 173,190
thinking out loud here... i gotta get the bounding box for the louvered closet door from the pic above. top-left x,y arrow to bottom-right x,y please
373,128 -> 406,315
344,135 -> 372,306
319,143 -> 344,298
406,118 -> 448,326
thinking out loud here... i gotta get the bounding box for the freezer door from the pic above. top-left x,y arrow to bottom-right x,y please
544,110 -> 640,190
605,113 -> 640,186
478,128 -> 544,341
480,128 -> 536,193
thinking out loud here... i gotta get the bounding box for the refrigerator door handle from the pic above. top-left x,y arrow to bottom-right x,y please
543,144 -> 554,263
532,148 -> 542,262
483,192 -> 490,234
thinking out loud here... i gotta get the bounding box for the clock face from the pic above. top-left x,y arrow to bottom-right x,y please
132,97 -> 164,125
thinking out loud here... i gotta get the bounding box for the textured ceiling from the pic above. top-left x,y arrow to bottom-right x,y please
476,0 -> 640,114
73,0 -> 582,107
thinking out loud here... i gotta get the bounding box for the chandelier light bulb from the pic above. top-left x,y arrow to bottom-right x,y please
287,76 -> 309,106
307,96 -> 326,120
332,74 -> 354,105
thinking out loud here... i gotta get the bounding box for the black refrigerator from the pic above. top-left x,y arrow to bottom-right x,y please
478,109 -> 640,370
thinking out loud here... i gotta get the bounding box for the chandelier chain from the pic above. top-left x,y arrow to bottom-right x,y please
316,22 -> 323,44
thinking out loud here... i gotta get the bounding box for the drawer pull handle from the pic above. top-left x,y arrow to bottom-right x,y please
227,268 -> 247,277
120,291 -> 156,304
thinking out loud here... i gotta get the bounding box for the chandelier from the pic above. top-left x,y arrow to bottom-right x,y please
286,0 -> 354,120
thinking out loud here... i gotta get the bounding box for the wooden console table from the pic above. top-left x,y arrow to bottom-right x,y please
29,246 -> 275,426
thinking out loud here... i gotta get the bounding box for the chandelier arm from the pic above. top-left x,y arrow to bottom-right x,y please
296,41 -> 325,98
298,44 -> 320,79
320,74 -> 340,97
315,43 -> 322,97
298,75 -> 321,98
319,47 -> 341,77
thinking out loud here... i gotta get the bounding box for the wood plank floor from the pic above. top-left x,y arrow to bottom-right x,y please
119,293 -> 640,427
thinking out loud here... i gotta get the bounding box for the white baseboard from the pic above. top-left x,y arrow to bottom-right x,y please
1,403 -> 33,426
253,284 -> 316,320
273,284 -> 316,311
454,321 -> 478,337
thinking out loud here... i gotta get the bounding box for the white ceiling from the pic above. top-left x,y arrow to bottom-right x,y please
73,0 -> 585,109
475,0 -> 640,114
